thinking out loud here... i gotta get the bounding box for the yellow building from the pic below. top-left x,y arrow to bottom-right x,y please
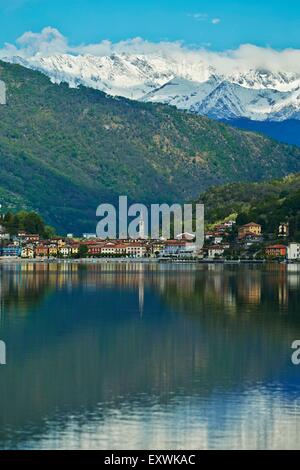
21,246 -> 35,259
50,237 -> 66,248
48,245 -> 58,256
71,245 -> 79,255
238,222 -> 262,239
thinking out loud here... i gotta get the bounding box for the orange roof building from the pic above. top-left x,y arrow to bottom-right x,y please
265,245 -> 287,258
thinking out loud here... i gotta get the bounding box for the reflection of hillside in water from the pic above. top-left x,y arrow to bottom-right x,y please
2,262 -> 299,309
0,263 -> 88,316
0,263 -> 300,448
161,264 -> 300,322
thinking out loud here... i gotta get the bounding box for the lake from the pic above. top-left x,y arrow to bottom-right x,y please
0,262 -> 300,450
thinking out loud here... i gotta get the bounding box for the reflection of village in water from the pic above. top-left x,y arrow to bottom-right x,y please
1,262 -> 300,317
0,262 -> 300,449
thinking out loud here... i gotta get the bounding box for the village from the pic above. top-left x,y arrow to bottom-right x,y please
0,219 -> 299,262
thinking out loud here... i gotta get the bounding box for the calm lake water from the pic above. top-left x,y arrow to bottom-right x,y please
0,262 -> 300,450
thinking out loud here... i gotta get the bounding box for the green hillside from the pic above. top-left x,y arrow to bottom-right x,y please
1,60 -> 300,233
199,173 -> 300,239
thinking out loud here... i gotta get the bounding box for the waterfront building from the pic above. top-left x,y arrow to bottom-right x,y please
287,243 -> 300,261
208,245 -> 227,258
125,242 -> 147,258
58,244 -> 79,257
160,240 -> 198,258
35,245 -> 49,257
21,246 -> 35,259
0,245 -> 21,257
48,244 -> 58,257
87,244 -> 105,256
265,245 -> 287,258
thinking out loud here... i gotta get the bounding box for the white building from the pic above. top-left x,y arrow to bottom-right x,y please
208,246 -> 226,258
213,236 -> 223,245
0,232 -> 10,241
125,243 -> 147,258
287,243 -> 300,261
100,242 -> 147,258
176,233 -> 195,241
82,233 -> 97,239
0,225 -> 9,240
59,246 -> 72,257
160,241 -> 198,258
224,220 -> 236,228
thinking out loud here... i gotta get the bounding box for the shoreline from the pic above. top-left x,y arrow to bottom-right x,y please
0,257 -> 299,265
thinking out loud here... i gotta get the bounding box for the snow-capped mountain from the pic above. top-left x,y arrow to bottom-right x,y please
141,77 -> 300,121
4,52 -> 300,122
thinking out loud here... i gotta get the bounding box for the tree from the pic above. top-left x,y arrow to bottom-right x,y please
44,225 -> 56,239
3,210 -> 55,238
78,244 -> 89,258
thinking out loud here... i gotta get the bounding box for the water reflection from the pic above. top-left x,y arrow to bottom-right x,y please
0,262 -> 300,449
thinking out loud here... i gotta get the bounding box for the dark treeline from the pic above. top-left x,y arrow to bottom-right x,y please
199,173 -> 300,241
2,211 -> 55,239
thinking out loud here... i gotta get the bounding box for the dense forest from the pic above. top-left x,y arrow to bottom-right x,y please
1,211 -> 55,238
199,173 -> 300,240
1,60 -> 300,233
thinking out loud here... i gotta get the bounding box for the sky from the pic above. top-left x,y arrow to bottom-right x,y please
0,0 -> 300,52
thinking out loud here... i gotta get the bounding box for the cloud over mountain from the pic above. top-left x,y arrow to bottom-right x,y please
2,27 -> 300,128
2,27 -> 300,76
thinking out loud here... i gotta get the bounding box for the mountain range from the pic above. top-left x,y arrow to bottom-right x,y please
1,60 -> 300,233
4,52 -> 300,145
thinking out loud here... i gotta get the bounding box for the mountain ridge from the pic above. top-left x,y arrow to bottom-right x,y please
1,60 -> 300,233
5,52 -> 300,123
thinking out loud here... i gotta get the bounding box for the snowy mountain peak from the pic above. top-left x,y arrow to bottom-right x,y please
3,52 -> 300,121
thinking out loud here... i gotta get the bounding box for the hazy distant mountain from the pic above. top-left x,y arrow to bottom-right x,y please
225,119 -> 300,147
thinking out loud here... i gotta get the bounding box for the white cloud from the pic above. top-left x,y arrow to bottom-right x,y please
0,27 -> 68,58
75,37 -> 187,57
188,13 -> 209,22
2,27 -> 300,76
17,27 -> 68,55
188,13 -> 221,25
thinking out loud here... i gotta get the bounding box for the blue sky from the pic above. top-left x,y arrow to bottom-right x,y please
0,0 -> 300,51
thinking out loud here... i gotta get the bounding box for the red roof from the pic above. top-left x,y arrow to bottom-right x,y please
267,245 -> 287,249
165,240 -> 189,246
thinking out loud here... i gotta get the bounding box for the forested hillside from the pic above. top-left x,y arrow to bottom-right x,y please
1,61 -> 300,233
